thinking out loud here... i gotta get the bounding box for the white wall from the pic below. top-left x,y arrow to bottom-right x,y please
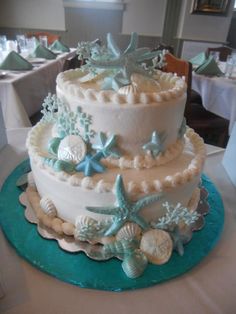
122,0 -> 167,36
177,0 -> 234,42
0,0 -> 65,30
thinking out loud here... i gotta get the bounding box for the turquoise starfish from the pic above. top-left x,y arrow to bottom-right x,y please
86,175 -> 162,236
178,117 -> 186,139
92,132 -> 120,158
75,152 -> 105,176
142,131 -> 167,158
89,32 -> 161,90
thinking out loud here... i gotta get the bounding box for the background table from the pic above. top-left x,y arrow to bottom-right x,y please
0,50 -> 76,129
0,129 -> 235,314
192,63 -> 236,135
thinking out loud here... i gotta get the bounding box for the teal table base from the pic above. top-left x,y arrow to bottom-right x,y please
0,160 -> 224,291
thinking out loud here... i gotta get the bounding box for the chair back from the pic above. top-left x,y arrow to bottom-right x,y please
26,32 -> 60,45
207,46 -> 232,61
162,53 -> 192,108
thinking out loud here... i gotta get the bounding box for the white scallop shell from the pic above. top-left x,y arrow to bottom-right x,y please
40,196 -> 57,217
57,135 -> 87,164
131,73 -> 161,93
118,84 -> 138,95
116,223 -> 142,241
140,229 -> 173,265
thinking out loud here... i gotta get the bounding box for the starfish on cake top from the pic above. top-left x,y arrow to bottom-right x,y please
89,32 -> 161,90
142,131 -> 167,158
86,174 -> 162,236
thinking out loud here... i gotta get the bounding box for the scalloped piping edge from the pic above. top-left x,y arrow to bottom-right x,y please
26,123 -> 206,195
56,69 -> 186,105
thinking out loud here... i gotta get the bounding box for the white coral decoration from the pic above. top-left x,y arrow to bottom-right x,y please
154,202 -> 199,230
40,196 -> 57,217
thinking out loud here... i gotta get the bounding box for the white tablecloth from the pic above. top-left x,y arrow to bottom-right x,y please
0,50 -> 76,129
0,129 -> 236,314
192,64 -> 236,135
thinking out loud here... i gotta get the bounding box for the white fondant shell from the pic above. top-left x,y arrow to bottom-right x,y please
131,73 -> 161,93
57,135 -> 87,164
40,196 -> 57,217
116,223 -> 142,241
75,215 -> 97,230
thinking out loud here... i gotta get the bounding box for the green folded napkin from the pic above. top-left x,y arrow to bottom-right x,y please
32,44 -> 56,60
50,40 -> 70,52
0,51 -> 33,71
195,56 -> 223,76
189,52 -> 206,66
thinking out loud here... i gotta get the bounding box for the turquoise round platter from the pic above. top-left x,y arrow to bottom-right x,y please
0,159 -> 224,291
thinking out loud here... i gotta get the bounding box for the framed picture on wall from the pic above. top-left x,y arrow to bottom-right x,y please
191,0 -> 230,16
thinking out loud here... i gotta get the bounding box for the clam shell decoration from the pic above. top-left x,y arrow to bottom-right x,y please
103,239 -> 137,256
75,215 -> 98,230
140,229 -> 173,265
116,223 -> 142,241
57,135 -> 87,164
121,250 -> 148,279
132,73 -> 161,93
40,196 -> 57,217
118,83 -> 139,95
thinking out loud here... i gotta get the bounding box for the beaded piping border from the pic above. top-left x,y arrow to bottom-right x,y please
56,69 -> 186,105
26,124 -> 206,195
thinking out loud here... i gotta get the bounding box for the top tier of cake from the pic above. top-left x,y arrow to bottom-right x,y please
56,69 -> 186,156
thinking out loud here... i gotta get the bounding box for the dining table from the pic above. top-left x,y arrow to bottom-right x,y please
0,128 -> 236,314
0,49 -> 76,129
192,62 -> 236,135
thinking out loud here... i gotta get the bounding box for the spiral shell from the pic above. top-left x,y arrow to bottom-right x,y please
40,196 -> 57,217
75,215 -> 97,230
121,250 -> 148,279
116,223 -> 142,241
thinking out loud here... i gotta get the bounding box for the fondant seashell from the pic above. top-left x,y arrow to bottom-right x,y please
140,229 -> 173,265
57,135 -> 87,164
75,215 -> 97,230
118,84 -> 138,95
121,250 -> 148,279
103,239 -> 137,256
131,73 -> 161,93
40,196 -> 57,217
116,223 -> 142,241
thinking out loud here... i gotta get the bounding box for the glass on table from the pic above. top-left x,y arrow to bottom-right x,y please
209,51 -> 220,63
224,55 -> 235,78
39,35 -> 48,48
0,35 -> 7,52
16,34 -> 27,54
26,37 -> 37,54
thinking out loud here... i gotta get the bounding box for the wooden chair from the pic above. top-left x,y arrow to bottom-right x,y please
207,46 -> 232,62
63,55 -> 83,71
26,32 -> 60,45
163,53 -> 229,147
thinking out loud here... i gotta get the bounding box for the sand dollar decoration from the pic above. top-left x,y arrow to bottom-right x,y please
57,135 -> 87,164
140,229 -> 173,265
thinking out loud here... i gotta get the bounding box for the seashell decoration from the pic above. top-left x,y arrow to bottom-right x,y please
75,215 -> 98,229
140,229 -> 173,265
116,223 -> 142,241
103,239 -> 137,256
131,73 -> 161,93
40,196 -> 57,217
118,83 -> 139,95
121,250 -> 148,278
57,135 -> 87,164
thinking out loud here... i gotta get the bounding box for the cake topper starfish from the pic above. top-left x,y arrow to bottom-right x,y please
86,174 -> 162,236
142,131 -> 167,158
89,32 -> 161,90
